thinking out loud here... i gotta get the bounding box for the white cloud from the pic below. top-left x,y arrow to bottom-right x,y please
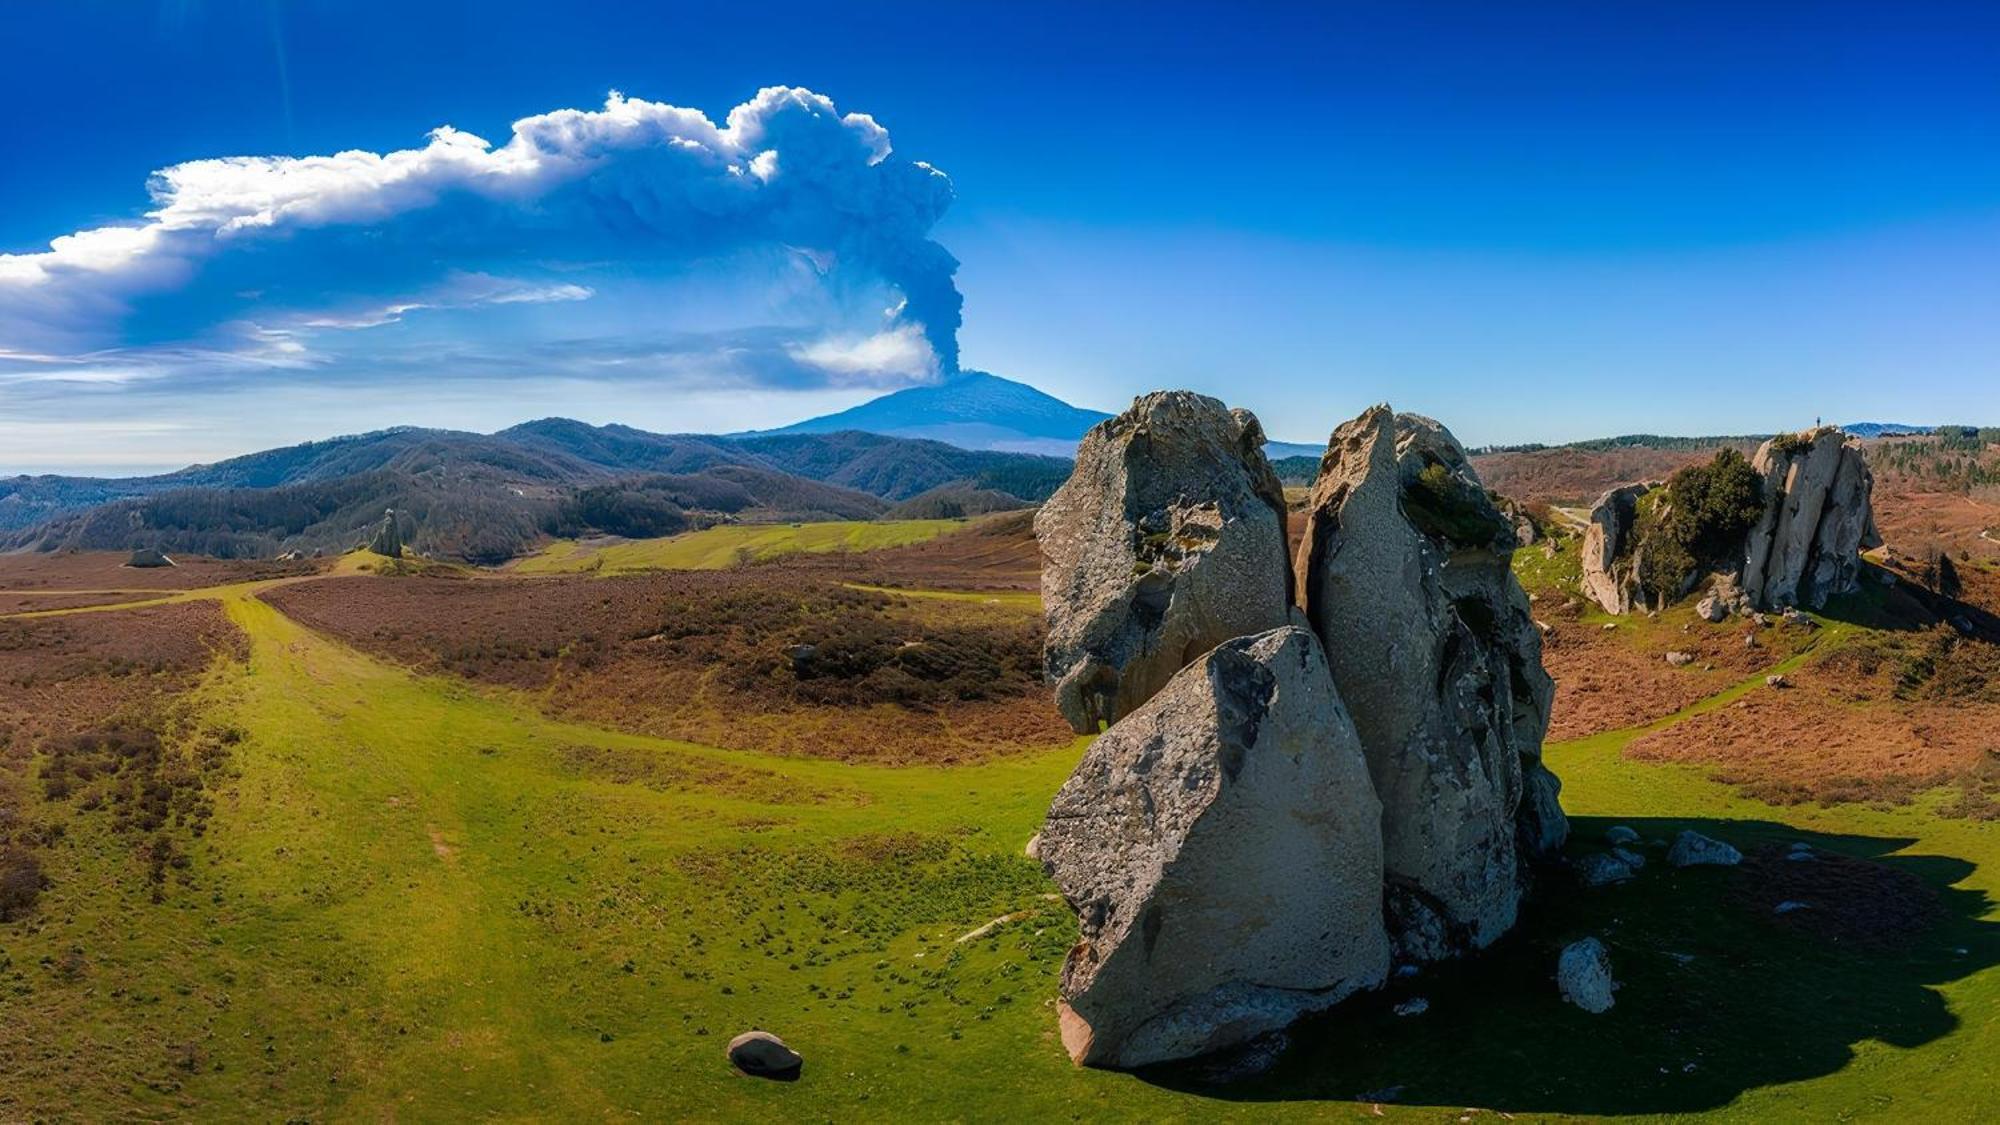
0,86 -> 962,370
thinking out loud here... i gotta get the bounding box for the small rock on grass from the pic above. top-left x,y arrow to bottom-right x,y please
1557,938 -> 1617,1014
728,1031 -> 802,1080
1392,997 -> 1429,1017
1668,830 -> 1742,868
1605,825 -> 1640,845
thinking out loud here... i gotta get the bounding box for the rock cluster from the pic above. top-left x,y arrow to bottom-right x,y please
1740,428 -> 1882,610
1583,427 -> 1881,617
1036,393 -> 1564,1068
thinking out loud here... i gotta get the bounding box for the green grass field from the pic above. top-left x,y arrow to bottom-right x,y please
2,572 -> 1995,1121
511,520 -> 969,575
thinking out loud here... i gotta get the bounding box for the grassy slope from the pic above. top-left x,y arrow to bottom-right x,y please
511,520 -> 967,575
1,574 -> 1995,1120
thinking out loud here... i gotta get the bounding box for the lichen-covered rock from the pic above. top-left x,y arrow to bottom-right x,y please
1037,392 -> 1294,734
1294,405 -> 1564,961
1741,428 -> 1882,610
1580,484 -> 1654,614
1042,626 -> 1389,1068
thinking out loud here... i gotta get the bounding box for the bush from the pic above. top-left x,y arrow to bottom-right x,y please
1636,448 -> 1766,603
0,845 -> 44,920
1402,461 -> 1507,547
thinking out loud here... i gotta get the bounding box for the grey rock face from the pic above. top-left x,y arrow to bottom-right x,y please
1294,405 -> 1564,961
1557,938 -> 1617,1013
368,508 -> 405,559
1043,626 -> 1390,1068
1740,428 -> 1882,610
1668,830 -> 1743,868
1580,484 -> 1654,614
1037,392 -> 1294,734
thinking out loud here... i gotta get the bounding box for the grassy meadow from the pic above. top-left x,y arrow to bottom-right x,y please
511,519 -> 969,575
0,540 -> 1995,1121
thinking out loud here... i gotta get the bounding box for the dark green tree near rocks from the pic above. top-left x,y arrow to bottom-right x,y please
1635,448 -> 1766,605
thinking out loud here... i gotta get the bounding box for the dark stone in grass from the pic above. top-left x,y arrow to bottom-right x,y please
728,1030 -> 802,1080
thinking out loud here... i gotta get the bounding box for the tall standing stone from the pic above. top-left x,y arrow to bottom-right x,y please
1741,428 -> 1882,609
1293,405 -> 1564,961
368,509 -> 404,559
1579,483 -> 1653,614
1042,626 -> 1390,1068
1036,391 -> 1295,734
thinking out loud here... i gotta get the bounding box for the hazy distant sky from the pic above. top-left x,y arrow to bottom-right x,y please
4,0 -> 1998,474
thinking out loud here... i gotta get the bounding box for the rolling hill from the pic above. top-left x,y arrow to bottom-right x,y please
2,421 -> 1071,563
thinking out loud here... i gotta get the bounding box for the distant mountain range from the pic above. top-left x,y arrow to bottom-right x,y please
1841,422 -> 1935,438
2,421 -> 1072,563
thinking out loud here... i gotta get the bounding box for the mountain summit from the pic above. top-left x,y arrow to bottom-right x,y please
749,371 -> 1111,456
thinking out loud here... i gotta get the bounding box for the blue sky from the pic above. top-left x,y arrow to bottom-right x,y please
3,0 -> 1998,474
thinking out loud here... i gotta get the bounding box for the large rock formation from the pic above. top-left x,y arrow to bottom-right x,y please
1042,626 -> 1389,1068
1293,406 -> 1564,961
1036,395 -> 1566,1069
1580,483 -> 1653,614
1036,392 -> 1294,734
1740,428 -> 1882,609
368,509 -> 404,559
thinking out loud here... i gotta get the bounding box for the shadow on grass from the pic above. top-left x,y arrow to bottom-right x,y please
1818,565 -> 2000,640
1136,815 -> 1998,1116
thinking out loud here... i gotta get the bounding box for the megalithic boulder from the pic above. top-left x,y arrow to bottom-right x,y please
1041,626 -> 1390,1068
1036,391 -> 1295,733
1293,405 -> 1564,962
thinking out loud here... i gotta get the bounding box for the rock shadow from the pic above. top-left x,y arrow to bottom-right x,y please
1133,815 -> 1997,1116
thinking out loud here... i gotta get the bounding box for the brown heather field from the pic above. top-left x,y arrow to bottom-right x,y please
259,565 -> 1073,764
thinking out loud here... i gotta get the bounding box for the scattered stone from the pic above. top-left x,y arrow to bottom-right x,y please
1668,830 -> 1742,868
1556,938 -> 1616,1013
1037,391 -> 1294,734
1781,606 -> 1816,629
1695,593 -> 1728,623
1743,632 -> 1761,650
1604,825 -> 1640,846
1601,622 -> 1619,631
1393,964 -> 1421,979
1294,405 -> 1563,961
1024,833 -> 1042,861
784,644 -> 818,675
727,1031 -> 802,1079
1042,627 -> 1390,1068
1392,997 -> 1430,1017
1576,852 -> 1638,887
1611,847 -> 1647,871
1751,612 -> 1770,627
1774,900 -> 1812,914
1666,651 -> 1695,667
1765,674 -> 1790,689
1740,428 -> 1882,610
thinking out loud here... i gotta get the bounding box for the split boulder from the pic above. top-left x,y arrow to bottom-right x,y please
1740,428 -> 1883,610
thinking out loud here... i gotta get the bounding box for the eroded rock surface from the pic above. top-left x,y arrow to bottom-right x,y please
1042,626 -> 1389,1068
1294,406 -> 1564,961
1037,391 -> 1294,733
368,508 -> 405,559
1580,483 -> 1653,614
1740,428 -> 1882,610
